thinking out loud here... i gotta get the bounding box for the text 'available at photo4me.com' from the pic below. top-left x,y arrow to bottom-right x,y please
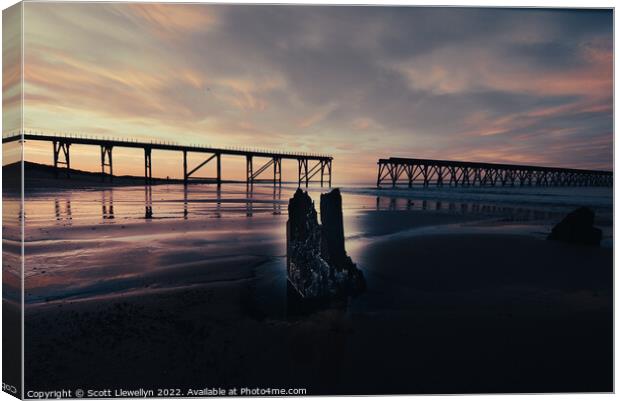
25,387 -> 308,399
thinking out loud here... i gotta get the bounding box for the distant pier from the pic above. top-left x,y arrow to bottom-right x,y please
377,157 -> 612,188
3,132 -> 333,187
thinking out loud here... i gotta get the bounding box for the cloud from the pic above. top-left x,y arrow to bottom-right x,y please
116,4 -> 219,40
298,102 -> 339,129
21,4 -> 614,181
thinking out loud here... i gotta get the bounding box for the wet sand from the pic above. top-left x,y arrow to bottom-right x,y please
23,201 -> 612,394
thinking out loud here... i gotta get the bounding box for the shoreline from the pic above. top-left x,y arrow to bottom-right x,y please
22,200 -> 613,305
342,185 -> 614,212
6,161 -> 613,209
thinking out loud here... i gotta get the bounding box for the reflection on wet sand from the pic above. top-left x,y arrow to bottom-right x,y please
54,197 -> 72,223
273,185 -> 282,215
145,185 -> 153,219
183,185 -> 188,219
102,190 -> 114,220
246,184 -> 253,217
376,195 -> 568,221
215,185 -> 222,218
38,185 -> 609,226
245,185 -> 282,217
81,184 -> 285,220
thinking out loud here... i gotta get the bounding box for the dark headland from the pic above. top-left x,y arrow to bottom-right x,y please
4,161 -> 247,190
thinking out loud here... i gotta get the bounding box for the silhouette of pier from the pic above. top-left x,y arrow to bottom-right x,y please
377,157 -> 612,188
3,132 -> 332,187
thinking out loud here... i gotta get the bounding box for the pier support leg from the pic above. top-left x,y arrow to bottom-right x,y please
319,159 -> 333,188
183,150 -> 188,184
407,165 -> 413,188
100,145 -> 113,182
273,157 -> 281,186
101,146 -> 106,180
390,163 -> 398,188
65,144 -> 71,177
246,155 -> 253,186
53,141 -> 59,177
295,159 -> 312,188
296,159 -> 310,187
185,153 -> 217,182
53,141 -> 71,178
328,160 -> 332,187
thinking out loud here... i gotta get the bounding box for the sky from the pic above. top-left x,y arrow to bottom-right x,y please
6,3 -> 614,183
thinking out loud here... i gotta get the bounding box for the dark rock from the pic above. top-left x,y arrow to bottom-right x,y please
547,206 -> 602,246
287,188 -> 365,300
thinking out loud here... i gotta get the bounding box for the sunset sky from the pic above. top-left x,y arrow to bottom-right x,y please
6,4 -> 614,183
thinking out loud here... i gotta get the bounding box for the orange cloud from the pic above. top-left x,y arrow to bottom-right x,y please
121,4 -> 219,39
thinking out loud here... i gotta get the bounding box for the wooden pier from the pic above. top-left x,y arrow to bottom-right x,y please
3,132 -> 333,187
377,157 -> 612,188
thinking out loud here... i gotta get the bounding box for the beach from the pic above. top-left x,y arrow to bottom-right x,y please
19,181 -> 613,394
3,4 -> 613,396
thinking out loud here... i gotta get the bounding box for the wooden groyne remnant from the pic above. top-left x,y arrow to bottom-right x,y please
3,131 -> 332,187
286,188 -> 365,300
377,157 -> 612,188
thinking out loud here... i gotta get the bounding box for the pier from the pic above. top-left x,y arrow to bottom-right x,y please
377,157 -> 612,188
3,132 -> 333,187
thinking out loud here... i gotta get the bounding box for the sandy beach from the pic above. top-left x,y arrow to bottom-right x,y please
20,182 -> 612,394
